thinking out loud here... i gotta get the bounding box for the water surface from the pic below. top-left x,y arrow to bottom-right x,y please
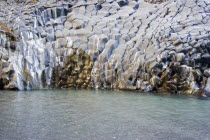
0,90 -> 210,140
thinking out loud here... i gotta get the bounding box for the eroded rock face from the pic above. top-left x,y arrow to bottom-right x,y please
144,0 -> 168,4
0,0 -> 209,97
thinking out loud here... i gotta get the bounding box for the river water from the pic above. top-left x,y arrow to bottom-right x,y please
0,89 -> 210,140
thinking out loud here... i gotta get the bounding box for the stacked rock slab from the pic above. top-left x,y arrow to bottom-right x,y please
0,0 -> 209,97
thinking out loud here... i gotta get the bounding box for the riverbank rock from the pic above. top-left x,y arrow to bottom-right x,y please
0,0 -> 209,97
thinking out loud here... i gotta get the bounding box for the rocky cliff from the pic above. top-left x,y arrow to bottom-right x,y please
0,0 -> 209,96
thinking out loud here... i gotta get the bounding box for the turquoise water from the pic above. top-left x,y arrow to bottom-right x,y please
0,90 -> 210,140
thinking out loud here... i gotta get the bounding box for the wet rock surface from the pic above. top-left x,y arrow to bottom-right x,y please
0,0 -> 209,97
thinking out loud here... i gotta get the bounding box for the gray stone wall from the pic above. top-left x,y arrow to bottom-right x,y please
0,0 -> 209,97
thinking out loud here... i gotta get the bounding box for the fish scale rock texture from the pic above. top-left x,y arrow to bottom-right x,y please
0,0 -> 209,97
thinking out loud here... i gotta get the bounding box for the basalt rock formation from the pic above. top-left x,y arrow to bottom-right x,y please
0,0 -> 209,97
